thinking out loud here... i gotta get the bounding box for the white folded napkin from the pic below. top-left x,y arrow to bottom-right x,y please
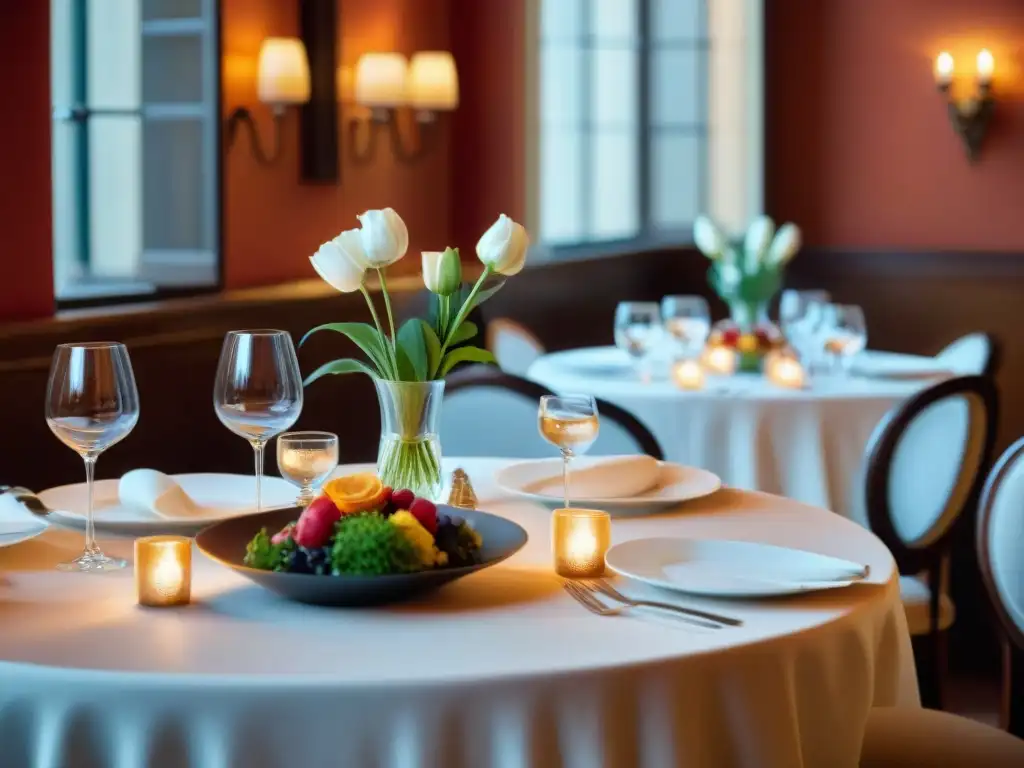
528,455 -> 662,499
0,493 -> 47,535
119,469 -> 199,520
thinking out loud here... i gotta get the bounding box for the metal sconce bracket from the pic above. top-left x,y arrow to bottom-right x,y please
347,109 -> 439,165
939,82 -> 994,163
225,106 -> 287,165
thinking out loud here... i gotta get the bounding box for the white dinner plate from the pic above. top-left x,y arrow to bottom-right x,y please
0,496 -> 48,550
606,537 -> 874,598
553,347 -> 635,377
38,473 -> 296,536
495,459 -> 721,516
850,353 -> 951,381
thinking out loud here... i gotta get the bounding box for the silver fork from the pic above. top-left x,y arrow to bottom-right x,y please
563,581 -> 722,629
590,579 -> 743,627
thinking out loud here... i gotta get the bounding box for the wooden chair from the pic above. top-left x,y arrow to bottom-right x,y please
442,367 -> 663,459
863,375 -> 998,709
485,318 -> 546,377
977,436 -> 1024,738
935,332 -> 1001,378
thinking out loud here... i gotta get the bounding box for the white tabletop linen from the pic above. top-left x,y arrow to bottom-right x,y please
529,348 -> 937,523
0,458 -> 917,768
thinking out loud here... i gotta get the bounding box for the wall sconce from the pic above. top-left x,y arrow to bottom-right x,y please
226,37 -> 311,165
347,51 -> 459,164
935,49 -> 995,163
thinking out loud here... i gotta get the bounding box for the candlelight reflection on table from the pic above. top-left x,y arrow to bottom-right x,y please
552,508 -> 611,578
136,536 -> 192,607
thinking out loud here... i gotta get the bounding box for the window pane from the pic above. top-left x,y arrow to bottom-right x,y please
143,35 -> 205,103
651,131 -> 701,229
51,120 -> 81,289
651,49 -> 701,126
540,130 -> 585,244
144,0 -> 203,20
89,116 -> 142,278
590,129 -> 639,240
651,0 -> 703,43
540,0 -> 583,43
592,47 -> 639,128
143,119 -> 205,250
540,45 -> 583,129
590,0 -> 638,42
87,0 -> 140,109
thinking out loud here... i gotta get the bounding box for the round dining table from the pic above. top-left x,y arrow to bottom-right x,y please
0,458 -> 918,768
528,348 -> 944,523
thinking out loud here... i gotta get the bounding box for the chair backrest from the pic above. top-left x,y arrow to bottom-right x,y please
978,437 -> 1024,652
936,332 -> 1000,377
864,375 -> 998,572
441,368 -> 664,459
485,318 -> 546,377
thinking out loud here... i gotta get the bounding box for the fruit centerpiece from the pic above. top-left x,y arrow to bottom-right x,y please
692,214 -> 802,372
303,209 -> 530,500
243,472 -> 482,576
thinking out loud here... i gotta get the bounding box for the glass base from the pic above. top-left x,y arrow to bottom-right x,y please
57,551 -> 127,572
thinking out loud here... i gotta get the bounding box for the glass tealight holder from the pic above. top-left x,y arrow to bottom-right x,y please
135,536 -> 191,607
702,345 -> 738,376
765,349 -> 807,389
671,358 -> 705,391
552,508 -> 611,578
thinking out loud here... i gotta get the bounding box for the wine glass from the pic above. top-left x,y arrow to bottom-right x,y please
276,431 -> 339,507
779,290 -> 831,361
214,330 -> 303,514
614,302 -> 661,375
661,295 -> 710,357
821,304 -> 868,372
45,342 -> 139,572
538,395 -> 600,509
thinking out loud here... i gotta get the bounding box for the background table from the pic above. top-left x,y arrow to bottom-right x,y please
529,348 -> 936,523
0,458 -> 917,768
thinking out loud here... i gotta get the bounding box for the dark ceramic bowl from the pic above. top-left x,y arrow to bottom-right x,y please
195,505 -> 529,607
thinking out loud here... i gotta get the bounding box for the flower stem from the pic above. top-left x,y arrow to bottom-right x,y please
439,266 -> 491,360
377,268 -> 398,353
360,284 -> 396,378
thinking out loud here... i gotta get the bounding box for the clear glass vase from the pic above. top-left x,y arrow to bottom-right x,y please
374,379 -> 444,500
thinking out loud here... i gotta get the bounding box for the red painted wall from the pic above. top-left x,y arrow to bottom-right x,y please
767,0 -> 1024,250
0,4 -> 54,321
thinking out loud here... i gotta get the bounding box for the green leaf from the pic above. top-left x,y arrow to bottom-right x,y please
447,320 -> 479,347
419,320 -> 442,378
303,358 -> 377,387
469,278 -> 506,311
438,345 -> 497,377
396,319 -> 427,381
395,343 -> 418,382
301,322 -> 390,377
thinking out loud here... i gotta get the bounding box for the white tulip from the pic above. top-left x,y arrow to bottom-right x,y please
309,228 -> 369,293
767,223 -> 802,266
693,215 -> 725,259
476,213 -> 530,276
357,207 -> 409,268
743,215 -> 775,273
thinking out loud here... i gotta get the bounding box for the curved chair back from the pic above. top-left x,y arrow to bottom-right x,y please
442,368 -> 663,459
936,332 -> 1000,378
485,318 -> 546,377
978,437 -> 1024,736
864,375 -> 998,574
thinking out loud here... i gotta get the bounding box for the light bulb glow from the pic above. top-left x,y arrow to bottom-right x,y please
977,49 -> 994,84
935,52 -> 954,86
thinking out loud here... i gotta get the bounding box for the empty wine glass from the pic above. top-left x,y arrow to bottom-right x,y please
614,302 -> 661,376
538,395 -> 600,509
277,431 -> 339,507
821,304 -> 868,372
46,342 -> 140,572
661,295 -> 710,357
214,330 -> 303,514
779,289 -> 831,361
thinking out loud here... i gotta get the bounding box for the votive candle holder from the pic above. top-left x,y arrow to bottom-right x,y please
671,358 -> 706,390
552,508 -> 611,578
765,350 -> 807,389
702,345 -> 738,376
135,535 -> 192,607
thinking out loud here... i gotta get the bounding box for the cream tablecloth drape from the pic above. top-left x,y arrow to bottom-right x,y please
0,458 -> 918,768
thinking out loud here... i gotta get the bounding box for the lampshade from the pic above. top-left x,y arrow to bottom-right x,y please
354,53 -> 408,108
257,37 -> 311,105
407,51 -> 459,111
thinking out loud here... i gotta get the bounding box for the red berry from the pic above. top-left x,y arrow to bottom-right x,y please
271,523 -> 295,546
722,329 -> 740,345
294,496 -> 341,548
381,486 -> 393,504
409,497 -> 438,535
391,489 -> 415,510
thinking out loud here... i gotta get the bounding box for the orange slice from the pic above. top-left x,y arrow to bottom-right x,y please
323,472 -> 385,514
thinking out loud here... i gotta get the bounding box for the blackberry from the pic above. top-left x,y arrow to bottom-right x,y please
287,549 -> 312,574
306,546 -> 330,575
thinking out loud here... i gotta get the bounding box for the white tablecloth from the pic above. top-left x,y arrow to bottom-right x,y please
0,458 -> 918,768
529,349 -> 937,523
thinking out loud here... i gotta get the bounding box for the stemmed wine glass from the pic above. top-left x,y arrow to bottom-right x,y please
821,304 -> 868,372
538,395 -> 600,509
779,289 -> 831,362
661,295 -> 710,357
276,431 -> 339,507
614,302 -> 661,378
45,342 -> 140,572
214,330 -> 303,514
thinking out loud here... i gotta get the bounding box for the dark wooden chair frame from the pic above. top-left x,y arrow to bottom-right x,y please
864,374 -> 999,709
445,367 -> 665,460
977,436 -> 1024,738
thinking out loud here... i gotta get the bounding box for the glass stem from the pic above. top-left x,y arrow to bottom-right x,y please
562,451 -> 571,509
83,455 -> 98,555
253,440 -> 265,515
